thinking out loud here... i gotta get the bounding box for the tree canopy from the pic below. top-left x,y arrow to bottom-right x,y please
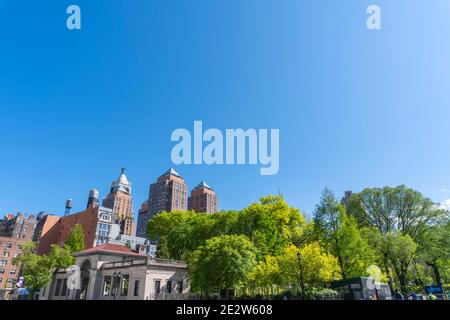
188,235 -> 256,297
64,223 -> 85,253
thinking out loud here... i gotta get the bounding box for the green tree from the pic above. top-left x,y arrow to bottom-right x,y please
147,210 -> 242,260
314,188 -> 374,279
347,186 -> 448,294
335,213 -> 375,278
277,243 -> 341,298
247,255 -> 281,297
189,235 -> 256,298
417,220 -> 450,285
13,242 -> 76,297
385,233 -> 417,294
65,223 -> 85,253
147,196 -> 306,262
237,195 -> 306,259
47,244 -> 75,268
347,185 -> 444,240
13,242 -> 53,297
147,210 -> 198,260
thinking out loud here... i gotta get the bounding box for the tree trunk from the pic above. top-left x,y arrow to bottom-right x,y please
428,261 -> 442,285
383,255 -> 394,294
398,262 -> 409,296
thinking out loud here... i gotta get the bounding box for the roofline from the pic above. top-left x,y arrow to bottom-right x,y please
74,249 -> 146,258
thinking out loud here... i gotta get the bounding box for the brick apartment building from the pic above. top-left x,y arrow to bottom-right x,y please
136,200 -> 149,238
0,213 -> 37,298
0,213 -> 37,240
0,236 -> 29,294
37,199 -> 119,255
188,181 -> 219,213
136,168 -> 188,237
149,168 -> 188,215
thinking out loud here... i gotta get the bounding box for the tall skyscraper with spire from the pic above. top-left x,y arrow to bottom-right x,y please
188,181 -> 219,213
102,167 -> 135,236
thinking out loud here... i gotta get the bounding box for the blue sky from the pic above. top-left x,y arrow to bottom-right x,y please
1,1 -> 450,220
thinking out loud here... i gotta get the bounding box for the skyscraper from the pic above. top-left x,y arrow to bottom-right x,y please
136,200 -> 149,238
102,167 -> 135,236
340,190 -> 353,208
188,181 -> 219,213
148,168 -> 188,218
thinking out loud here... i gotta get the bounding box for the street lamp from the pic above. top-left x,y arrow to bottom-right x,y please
297,252 -> 305,299
113,272 -> 122,300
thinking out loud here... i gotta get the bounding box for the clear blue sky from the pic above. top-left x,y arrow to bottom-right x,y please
1,1 -> 450,220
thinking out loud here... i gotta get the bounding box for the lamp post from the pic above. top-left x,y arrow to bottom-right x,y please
113,272 -> 122,300
297,252 -> 305,299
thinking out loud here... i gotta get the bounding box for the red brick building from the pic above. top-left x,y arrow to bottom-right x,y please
148,168 -> 188,217
0,236 -> 29,294
188,181 -> 219,213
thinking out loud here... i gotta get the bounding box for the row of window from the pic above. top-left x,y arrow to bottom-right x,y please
101,276 -> 183,297
102,275 -> 133,297
3,251 -> 20,258
0,278 -> 16,284
154,279 -> 183,294
0,268 -> 16,274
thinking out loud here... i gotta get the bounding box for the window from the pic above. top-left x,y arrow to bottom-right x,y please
3,251 -> 9,257
154,280 -> 161,294
103,276 -> 112,296
0,269 -> 4,274
177,281 -> 183,293
121,275 -> 129,296
3,243 -> 12,249
54,279 -> 62,296
166,280 -> 172,293
10,269 -> 16,275
133,280 -> 140,297
61,279 -> 68,296
0,260 -> 7,266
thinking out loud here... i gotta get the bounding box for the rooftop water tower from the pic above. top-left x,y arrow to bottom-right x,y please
64,199 -> 73,216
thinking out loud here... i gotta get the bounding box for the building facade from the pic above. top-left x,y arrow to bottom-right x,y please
37,194 -> 119,255
38,244 -> 189,300
148,168 -> 188,219
102,167 -> 135,236
188,181 -> 219,213
136,200 -> 150,238
0,236 -> 29,299
340,190 -> 353,208
33,212 -> 60,246
0,213 -> 37,240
